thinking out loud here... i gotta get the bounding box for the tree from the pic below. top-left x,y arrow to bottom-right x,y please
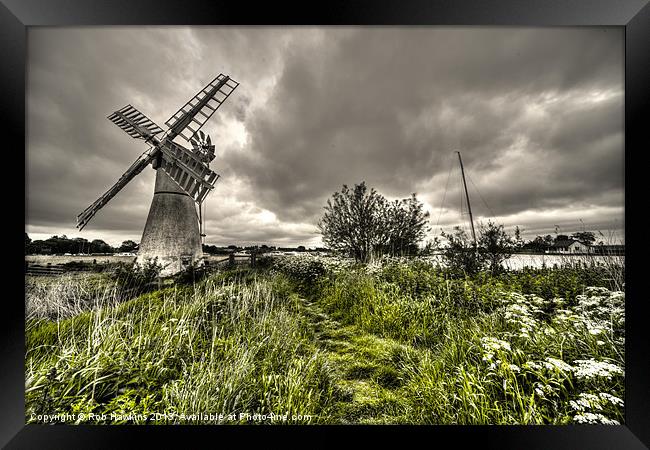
73,237 -> 90,254
384,194 -> 431,256
90,239 -> 114,254
420,238 -> 439,256
513,226 -> 525,248
440,227 -> 486,276
570,231 -> 596,245
118,240 -> 138,252
526,235 -> 551,253
45,235 -> 76,254
318,182 -> 390,262
318,182 -> 430,262
441,222 -> 517,276
478,221 -> 518,275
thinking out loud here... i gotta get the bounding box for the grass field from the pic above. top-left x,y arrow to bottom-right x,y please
25,255 -> 625,424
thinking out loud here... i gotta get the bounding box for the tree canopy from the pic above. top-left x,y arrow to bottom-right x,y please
318,182 -> 430,262
477,221 -> 519,275
440,221 -> 519,276
118,240 -> 138,252
570,231 -> 596,245
25,234 -> 133,255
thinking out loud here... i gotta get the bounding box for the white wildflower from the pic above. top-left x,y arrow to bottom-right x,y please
573,413 -> 619,425
570,393 -> 601,412
524,361 -> 543,371
599,392 -> 624,407
545,357 -> 574,373
588,327 -> 605,336
573,359 -> 624,380
480,337 -> 511,352
533,382 -> 556,398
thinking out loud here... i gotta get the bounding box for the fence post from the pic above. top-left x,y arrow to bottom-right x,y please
251,252 -> 256,268
229,253 -> 235,267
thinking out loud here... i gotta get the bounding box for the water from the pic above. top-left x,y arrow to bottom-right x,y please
423,253 -> 624,270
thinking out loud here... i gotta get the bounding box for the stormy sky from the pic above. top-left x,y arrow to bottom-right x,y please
26,27 -> 624,247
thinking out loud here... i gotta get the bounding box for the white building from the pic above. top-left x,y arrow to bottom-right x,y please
549,239 -> 592,254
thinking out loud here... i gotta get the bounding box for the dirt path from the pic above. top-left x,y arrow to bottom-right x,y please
297,297 -> 415,424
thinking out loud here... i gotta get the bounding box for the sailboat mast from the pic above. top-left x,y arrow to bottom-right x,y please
456,151 -> 477,248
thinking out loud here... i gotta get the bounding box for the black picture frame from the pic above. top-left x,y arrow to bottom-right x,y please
5,0 -> 649,447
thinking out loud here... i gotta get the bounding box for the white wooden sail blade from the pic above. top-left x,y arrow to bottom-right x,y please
108,105 -> 165,141
164,73 -> 239,143
158,140 -> 220,203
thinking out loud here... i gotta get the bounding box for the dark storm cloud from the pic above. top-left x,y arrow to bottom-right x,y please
26,27 -> 624,246
227,28 -> 623,225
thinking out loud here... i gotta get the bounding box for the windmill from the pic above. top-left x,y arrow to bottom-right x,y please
76,73 -> 240,276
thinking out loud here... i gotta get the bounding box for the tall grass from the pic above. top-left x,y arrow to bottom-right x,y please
26,255 -> 625,425
25,272 -> 337,424
26,274 -> 122,321
272,255 -> 625,424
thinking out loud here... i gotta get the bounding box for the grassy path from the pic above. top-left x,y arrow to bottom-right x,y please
297,297 -> 417,424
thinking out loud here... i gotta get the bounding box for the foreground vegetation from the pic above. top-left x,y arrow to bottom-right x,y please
25,255 -> 624,424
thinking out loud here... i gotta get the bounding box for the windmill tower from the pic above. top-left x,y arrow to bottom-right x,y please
76,73 -> 239,276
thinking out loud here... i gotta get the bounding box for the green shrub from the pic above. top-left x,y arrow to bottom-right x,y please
111,258 -> 163,293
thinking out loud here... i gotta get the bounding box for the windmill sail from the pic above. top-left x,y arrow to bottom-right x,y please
158,140 -> 219,204
108,105 -> 165,141
164,74 -> 239,143
76,149 -> 158,230
77,72 -> 237,234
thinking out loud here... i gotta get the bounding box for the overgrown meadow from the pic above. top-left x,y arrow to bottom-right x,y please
25,255 -> 625,424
